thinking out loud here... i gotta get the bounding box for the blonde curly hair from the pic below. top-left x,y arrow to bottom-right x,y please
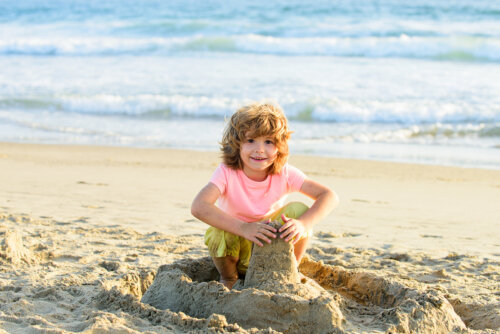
221,102 -> 291,174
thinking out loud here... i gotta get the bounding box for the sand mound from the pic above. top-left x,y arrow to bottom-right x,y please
142,223 -> 345,334
448,298 -> 500,330
96,287 -> 280,333
243,225 -> 301,292
142,222 -> 466,334
0,231 -> 35,265
299,258 -> 466,333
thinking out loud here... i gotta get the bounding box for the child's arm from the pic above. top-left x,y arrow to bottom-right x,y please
279,179 -> 338,243
191,182 -> 277,247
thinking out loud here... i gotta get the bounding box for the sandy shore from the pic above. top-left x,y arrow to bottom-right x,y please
0,142 -> 499,333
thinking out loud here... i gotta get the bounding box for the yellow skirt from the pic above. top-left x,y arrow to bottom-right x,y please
204,202 -> 310,274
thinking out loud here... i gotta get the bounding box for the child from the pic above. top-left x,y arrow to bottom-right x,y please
191,102 -> 338,289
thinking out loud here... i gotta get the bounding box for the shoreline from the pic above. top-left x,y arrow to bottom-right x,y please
2,139 -> 499,171
1,141 -> 499,259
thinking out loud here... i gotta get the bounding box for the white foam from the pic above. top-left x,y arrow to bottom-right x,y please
0,33 -> 499,61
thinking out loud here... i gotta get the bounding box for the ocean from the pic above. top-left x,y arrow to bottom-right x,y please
1,0 -> 499,169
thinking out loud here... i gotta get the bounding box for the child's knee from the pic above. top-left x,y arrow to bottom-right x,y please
281,202 -> 309,220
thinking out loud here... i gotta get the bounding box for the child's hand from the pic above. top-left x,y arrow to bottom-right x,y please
279,214 -> 306,244
240,219 -> 277,247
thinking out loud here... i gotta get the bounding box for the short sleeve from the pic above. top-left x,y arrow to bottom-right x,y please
209,164 -> 228,195
286,164 -> 306,192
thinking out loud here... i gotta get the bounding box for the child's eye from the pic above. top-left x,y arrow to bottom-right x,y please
247,139 -> 254,143
265,140 -> 274,145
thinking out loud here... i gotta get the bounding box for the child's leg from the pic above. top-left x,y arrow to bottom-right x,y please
205,227 -> 251,289
268,202 -> 310,264
211,255 -> 239,289
292,235 -> 309,264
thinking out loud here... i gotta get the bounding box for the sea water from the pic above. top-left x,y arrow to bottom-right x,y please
0,0 -> 499,169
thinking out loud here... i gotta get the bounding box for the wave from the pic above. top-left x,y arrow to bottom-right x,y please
1,110 -> 499,155
334,123 -> 500,143
1,95 -> 499,126
0,34 -> 499,62
111,19 -> 500,39
0,95 -> 240,118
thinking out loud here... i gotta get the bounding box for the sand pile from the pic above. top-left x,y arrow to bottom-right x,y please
142,222 -> 467,333
300,258 -> 467,333
0,231 -> 34,265
142,222 -> 345,334
243,221 -> 301,290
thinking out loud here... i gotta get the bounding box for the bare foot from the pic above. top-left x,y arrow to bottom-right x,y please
220,277 -> 238,290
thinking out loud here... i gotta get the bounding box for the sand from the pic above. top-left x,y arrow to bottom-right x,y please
0,142 -> 499,333
141,222 -> 464,333
141,222 -> 345,333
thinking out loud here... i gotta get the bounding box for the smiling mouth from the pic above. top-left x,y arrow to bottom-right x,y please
251,157 -> 267,161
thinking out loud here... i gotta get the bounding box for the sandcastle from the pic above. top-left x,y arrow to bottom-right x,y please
141,222 -> 466,333
141,222 -> 344,333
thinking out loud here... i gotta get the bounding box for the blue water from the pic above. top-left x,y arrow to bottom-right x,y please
1,0 -> 499,168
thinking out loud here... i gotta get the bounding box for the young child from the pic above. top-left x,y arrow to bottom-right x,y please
191,102 -> 338,289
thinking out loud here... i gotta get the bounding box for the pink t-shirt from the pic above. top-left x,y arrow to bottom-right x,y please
210,163 -> 306,223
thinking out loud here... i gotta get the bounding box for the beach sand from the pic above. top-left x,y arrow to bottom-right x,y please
0,142 -> 499,333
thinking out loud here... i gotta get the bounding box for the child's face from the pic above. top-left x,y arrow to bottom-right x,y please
240,134 -> 278,180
